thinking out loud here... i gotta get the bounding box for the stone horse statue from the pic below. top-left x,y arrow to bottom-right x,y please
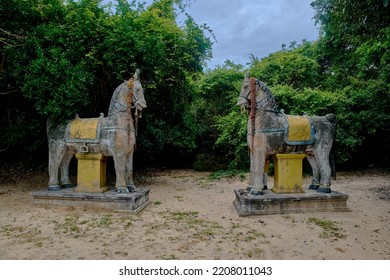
237,73 -> 337,195
47,69 -> 146,193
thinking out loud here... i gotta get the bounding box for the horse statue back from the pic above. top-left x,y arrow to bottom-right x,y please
237,73 -> 337,195
47,69 -> 146,193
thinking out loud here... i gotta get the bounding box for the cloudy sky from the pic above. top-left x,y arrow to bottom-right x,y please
106,0 -> 320,68
178,0 -> 319,68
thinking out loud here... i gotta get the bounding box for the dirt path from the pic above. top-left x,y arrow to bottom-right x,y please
0,169 -> 389,260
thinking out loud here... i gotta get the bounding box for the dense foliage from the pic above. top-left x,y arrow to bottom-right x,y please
310,0 -> 390,166
1,0 -> 389,171
0,0 -> 212,168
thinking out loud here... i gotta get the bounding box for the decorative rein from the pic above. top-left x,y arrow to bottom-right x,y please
247,78 -> 280,138
127,78 -> 137,143
250,78 -> 257,137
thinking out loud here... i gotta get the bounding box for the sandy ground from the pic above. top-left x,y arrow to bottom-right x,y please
0,168 -> 389,260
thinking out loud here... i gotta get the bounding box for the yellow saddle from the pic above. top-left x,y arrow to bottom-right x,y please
285,115 -> 314,145
66,115 -> 102,143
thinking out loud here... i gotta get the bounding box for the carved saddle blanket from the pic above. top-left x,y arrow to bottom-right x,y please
65,115 -> 103,143
284,115 -> 314,145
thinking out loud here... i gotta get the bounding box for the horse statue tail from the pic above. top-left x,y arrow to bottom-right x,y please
326,113 -> 337,180
325,113 -> 336,123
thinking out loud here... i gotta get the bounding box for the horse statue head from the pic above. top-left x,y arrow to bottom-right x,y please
237,71 -> 252,111
237,71 -> 278,116
131,69 -> 147,114
108,69 -> 147,117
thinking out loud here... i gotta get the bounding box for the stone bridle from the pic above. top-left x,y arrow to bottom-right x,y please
240,78 -> 280,136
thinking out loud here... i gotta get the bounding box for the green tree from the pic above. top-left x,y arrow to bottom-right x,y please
311,0 -> 390,166
311,0 -> 390,85
22,0 -> 110,122
0,0 -> 68,164
191,61 -> 246,170
250,45 -> 321,89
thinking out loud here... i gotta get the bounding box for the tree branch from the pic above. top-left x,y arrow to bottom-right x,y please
0,27 -> 27,39
0,39 -> 26,47
0,90 -> 20,95
0,144 -> 10,153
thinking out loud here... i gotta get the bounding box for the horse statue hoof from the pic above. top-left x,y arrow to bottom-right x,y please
127,185 -> 137,192
317,187 -> 331,193
117,187 -> 130,193
62,184 -> 74,189
246,186 -> 264,196
249,189 -> 264,196
48,185 -> 61,191
308,184 -> 320,190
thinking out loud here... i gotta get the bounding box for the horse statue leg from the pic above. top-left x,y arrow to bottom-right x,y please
315,151 -> 332,193
112,151 -> 129,193
47,143 -> 67,191
263,158 -> 271,189
125,151 -> 136,192
312,144 -> 333,193
312,115 -> 336,193
59,149 -> 75,189
248,134 -> 266,195
305,148 -> 321,190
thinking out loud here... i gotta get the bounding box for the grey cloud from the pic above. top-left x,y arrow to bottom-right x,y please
183,0 -> 318,68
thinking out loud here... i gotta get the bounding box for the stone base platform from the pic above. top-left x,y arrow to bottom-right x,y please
233,188 -> 349,216
32,188 -> 150,213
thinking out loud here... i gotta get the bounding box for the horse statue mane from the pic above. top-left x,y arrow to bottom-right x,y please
253,79 -> 278,113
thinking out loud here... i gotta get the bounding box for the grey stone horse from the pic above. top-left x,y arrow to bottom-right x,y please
237,73 -> 337,195
47,70 -> 146,193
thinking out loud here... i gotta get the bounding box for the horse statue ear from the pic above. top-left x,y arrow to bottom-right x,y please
245,71 -> 250,79
134,69 -> 141,81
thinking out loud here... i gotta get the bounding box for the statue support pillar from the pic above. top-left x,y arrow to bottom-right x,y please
272,153 -> 306,194
75,153 -> 108,193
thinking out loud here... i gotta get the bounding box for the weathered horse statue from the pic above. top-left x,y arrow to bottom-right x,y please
237,73 -> 337,195
47,69 -> 146,193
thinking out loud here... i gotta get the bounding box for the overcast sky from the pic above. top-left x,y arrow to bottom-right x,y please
179,0 -> 319,68
105,0 -> 320,69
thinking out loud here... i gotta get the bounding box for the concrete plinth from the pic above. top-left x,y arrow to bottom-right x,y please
233,188 -> 349,216
32,188 -> 150,213
75,153 -> 108,193
273,153 -> 306,194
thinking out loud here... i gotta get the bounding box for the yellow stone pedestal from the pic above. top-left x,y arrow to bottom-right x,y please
272,153 -> 306,194
75,153 -> 108,193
